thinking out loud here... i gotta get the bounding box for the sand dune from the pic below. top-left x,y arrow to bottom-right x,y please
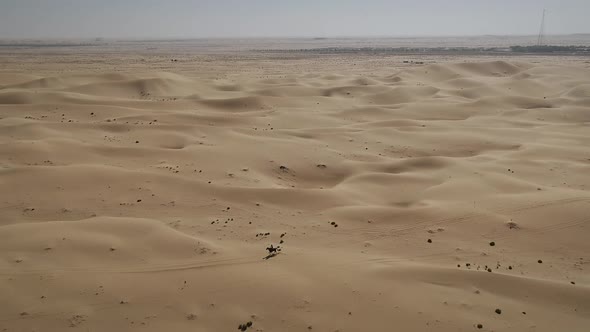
1,55 -> 589,332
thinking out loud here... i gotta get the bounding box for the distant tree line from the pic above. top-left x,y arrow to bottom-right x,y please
509,45 -> 590,53
255,45 -> 590,55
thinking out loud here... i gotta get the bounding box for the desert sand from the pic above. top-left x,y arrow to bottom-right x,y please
1,46 -> 589,331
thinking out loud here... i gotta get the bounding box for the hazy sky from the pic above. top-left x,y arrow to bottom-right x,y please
1,0 -> 589,39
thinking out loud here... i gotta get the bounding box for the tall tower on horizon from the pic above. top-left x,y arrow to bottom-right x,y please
537,9 -> 546,46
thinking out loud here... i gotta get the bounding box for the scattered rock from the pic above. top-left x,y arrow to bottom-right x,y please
238,321 -> 253,331
495,308 -> 502,314
427,239 -> 432,243
507,222 -> 520,230
538,259 -> 543,264
477,323 -> 483,329
489,241 -> 495,247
